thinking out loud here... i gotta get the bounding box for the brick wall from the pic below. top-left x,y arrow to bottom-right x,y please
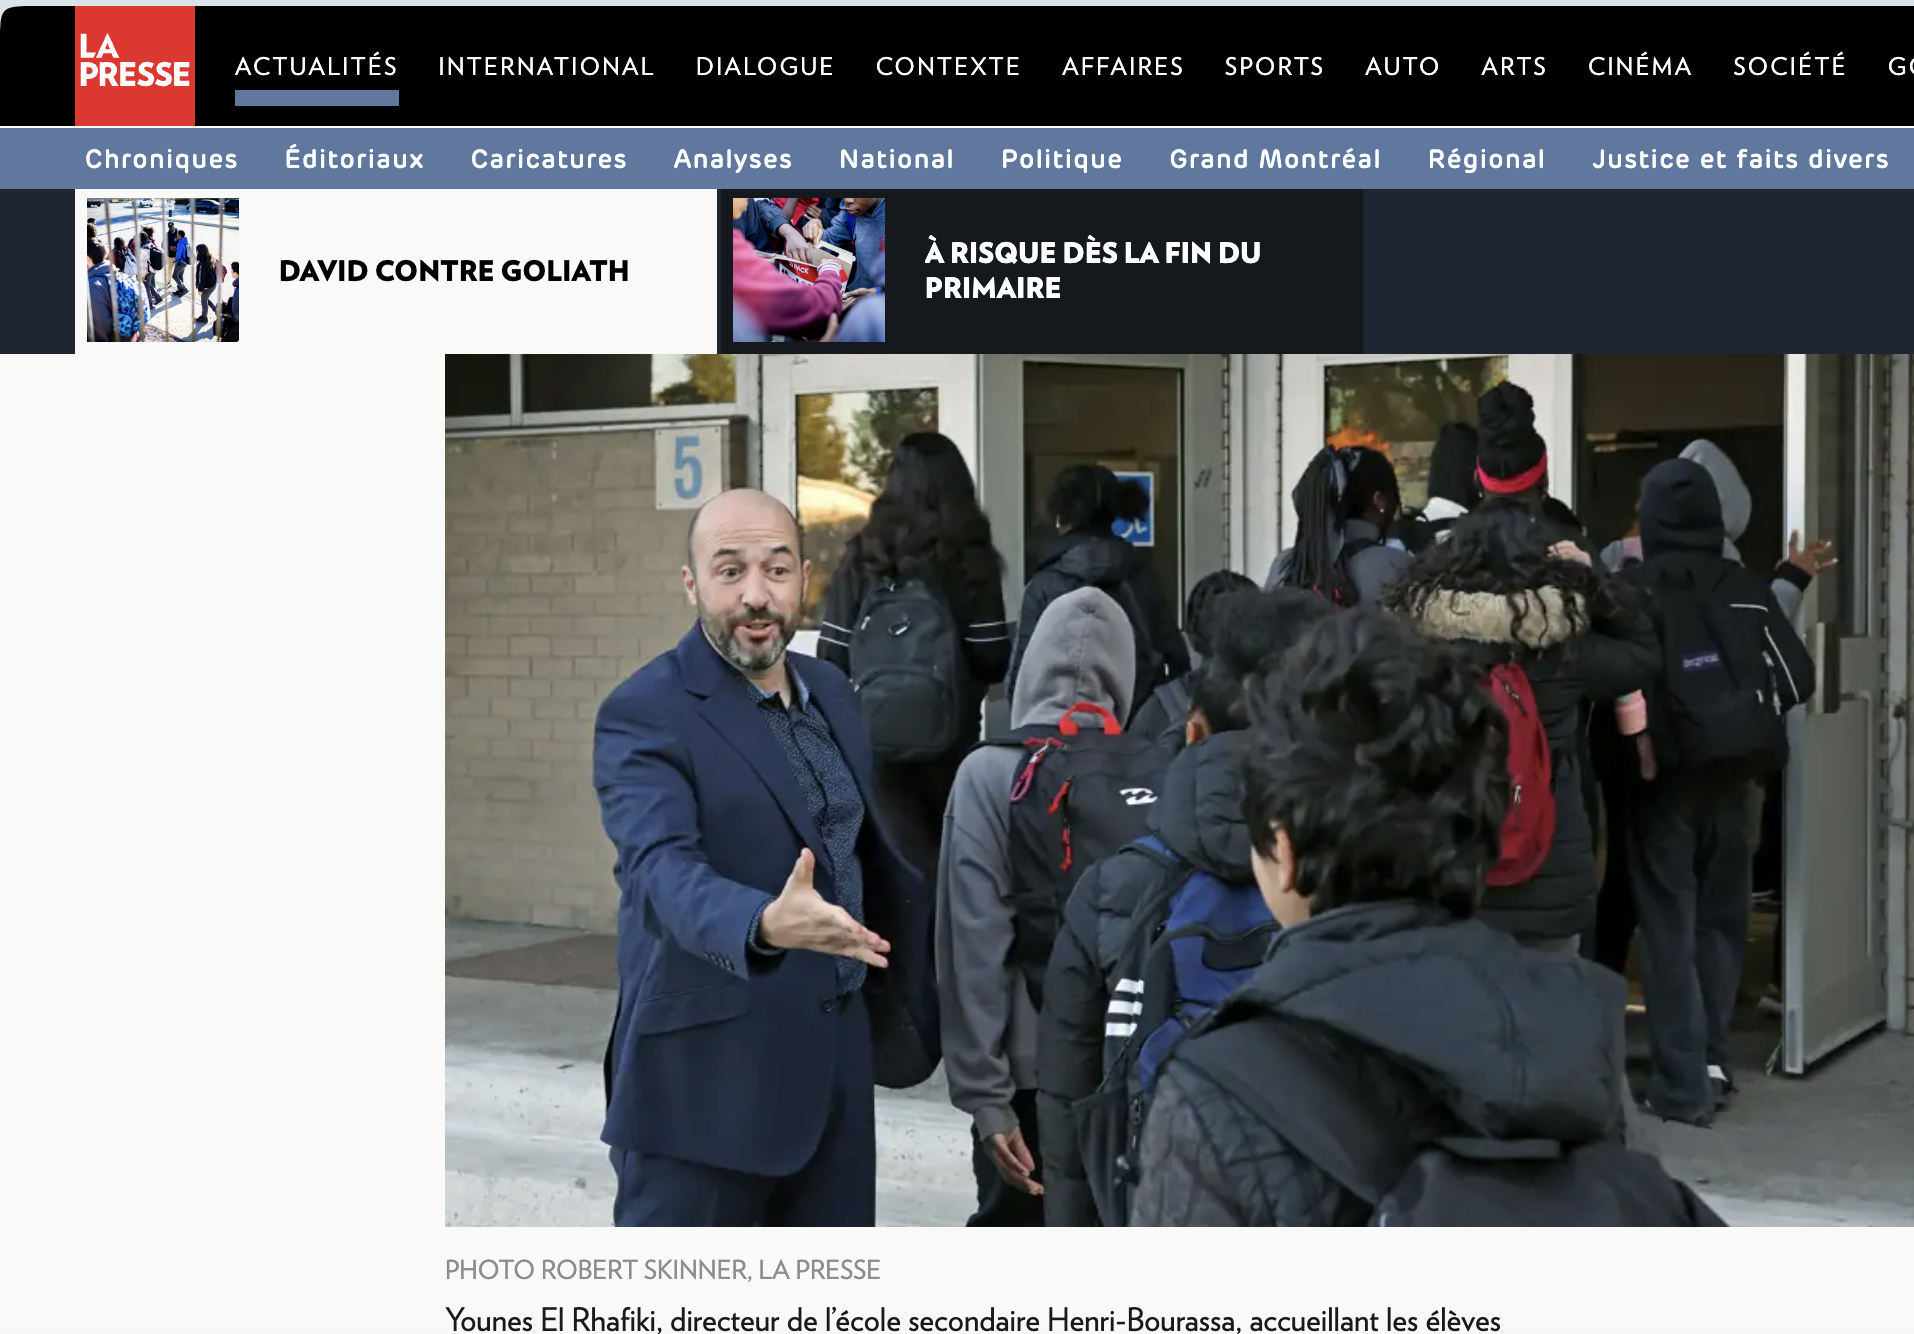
446,433 -> 690,930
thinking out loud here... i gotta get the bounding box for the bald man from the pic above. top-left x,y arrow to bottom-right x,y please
593,488 -> 939,1226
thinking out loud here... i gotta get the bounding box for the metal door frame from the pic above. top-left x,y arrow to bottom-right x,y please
1779,352 -> 1893,1073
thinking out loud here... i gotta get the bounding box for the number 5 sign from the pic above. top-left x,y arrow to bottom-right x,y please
655,427 -> 723,509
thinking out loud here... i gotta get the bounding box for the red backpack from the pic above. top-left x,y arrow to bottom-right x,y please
1484,661 -> 1555,887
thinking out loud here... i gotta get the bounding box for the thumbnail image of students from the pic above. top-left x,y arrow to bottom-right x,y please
819,197 -> 884,300
730,199 -> 845,338
1265,445 -> 1412,605
194,243 -> 221,324
832,293 -> 884,343
1007,464 -> 1189,726
1617,458 -> 1816,1128
84,236 -> 144,342
138,227 -> 162,307
733,196 -> 814,260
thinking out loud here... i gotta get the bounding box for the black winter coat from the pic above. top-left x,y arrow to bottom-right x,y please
1131,899 -> 1634,1226
1400,583 -> 1659,942
1036,731 -> 1257,1227
1008,531 -> 1188,725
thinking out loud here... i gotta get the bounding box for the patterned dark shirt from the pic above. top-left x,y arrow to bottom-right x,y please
746,666 -> 867,994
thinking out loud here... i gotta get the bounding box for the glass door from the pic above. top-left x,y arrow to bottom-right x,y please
1780,354 -> 1892,1072
1277,354 -> 1570,555
761,355 -> 978,657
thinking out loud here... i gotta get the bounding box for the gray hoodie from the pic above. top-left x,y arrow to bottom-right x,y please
1682,439 -> 1806,623
1596,439 -> 1806,623
935,586 -> 1136,1140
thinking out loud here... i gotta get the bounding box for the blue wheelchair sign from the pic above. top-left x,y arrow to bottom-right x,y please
1110,470 -> 1155,547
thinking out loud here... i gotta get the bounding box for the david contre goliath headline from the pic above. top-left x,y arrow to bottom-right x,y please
281,257 -> 628,282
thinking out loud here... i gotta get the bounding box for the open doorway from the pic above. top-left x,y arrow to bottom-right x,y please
1574,354 -> 1791,1065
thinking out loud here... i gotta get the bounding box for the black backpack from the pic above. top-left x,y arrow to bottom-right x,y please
1641,563 -> 1791,778
1396,509 -> 1455,556
1173,1015 -> 1727,1227
1076,836 -> 1278,1226
980,704 -> 1177,1011
847,578 -> 966,764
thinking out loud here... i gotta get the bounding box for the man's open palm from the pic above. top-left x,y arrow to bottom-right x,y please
759,849 -> 890,966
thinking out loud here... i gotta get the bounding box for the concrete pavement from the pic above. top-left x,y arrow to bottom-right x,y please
445,922 -> 1914,1228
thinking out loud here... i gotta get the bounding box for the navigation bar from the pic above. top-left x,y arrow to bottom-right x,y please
7,5 -> 1914,127
30,127 -> 1913,189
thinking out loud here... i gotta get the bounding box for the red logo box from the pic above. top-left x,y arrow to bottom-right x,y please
76,6 -> 196,126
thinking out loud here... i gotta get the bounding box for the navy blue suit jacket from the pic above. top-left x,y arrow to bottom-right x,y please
593,623 -> 939,1177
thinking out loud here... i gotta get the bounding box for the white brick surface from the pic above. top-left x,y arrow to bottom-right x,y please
446,433 -> 691,931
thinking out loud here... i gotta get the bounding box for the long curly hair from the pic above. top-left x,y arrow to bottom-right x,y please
1241,609 -> 1508,918
846,432 -> 1003,587
1382,497 -> 1616,644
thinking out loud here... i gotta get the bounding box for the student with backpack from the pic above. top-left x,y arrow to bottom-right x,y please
1125,569 -> 1258,746
1618,458 -> 1815,1127
194,243 -> 220,325
817,433 -> 1010,889
1036,587 -> 1331,1227
1265,445 -> 1412,606
1384,502 -> 1659,953
936,587 -> 1177,1224
1008,464 -> 1189,728
1132,611 -> 1720,1227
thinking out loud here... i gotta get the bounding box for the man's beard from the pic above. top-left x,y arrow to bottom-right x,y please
701,600 -> 791,674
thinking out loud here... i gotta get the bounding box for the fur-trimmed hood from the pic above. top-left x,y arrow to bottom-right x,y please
1404,586 -> 1582,650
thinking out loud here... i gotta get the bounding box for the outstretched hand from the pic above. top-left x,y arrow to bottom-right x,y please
1787,531 -> 1837,577
758,850 -> 890,966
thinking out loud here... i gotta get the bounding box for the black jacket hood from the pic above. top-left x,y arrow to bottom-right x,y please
1234,900 -> 1629,1142
1640,457 -> 1728,559
1043,530 -> 1140,587
1146,729 -> 1255,884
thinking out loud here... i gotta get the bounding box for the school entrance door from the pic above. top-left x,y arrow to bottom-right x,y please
977,355 -> 1225,729
1780,354 -> 1894,1072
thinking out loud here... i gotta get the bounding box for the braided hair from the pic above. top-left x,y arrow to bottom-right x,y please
1284,446 -> 1400,593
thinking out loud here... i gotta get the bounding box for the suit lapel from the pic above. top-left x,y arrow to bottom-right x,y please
795,654 -> 910,881
678,624 -> 825,855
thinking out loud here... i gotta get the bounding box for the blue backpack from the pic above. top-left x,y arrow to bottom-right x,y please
1075,834 -> 1279,1225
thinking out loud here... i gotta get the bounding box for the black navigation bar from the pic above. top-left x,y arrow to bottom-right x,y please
7,6 -> 1912,127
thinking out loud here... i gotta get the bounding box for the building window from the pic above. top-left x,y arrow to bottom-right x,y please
445,354 -> 739,432
795,388 -> 939,626
1322,357 -> 1508,511
444,354 -> 511,418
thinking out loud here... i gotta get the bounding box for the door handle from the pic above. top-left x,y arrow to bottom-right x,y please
1811,622 -> 1841,716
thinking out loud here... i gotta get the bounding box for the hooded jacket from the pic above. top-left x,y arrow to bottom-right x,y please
1678,439 -> 1811,623
1620,457 -> 1816,748
1130,900 -> 1634,1226
1400,575 -> 1659,942
1008,530 -> 1188,726
1035,729 -> 1259,1226
936,587 -> 1136,1141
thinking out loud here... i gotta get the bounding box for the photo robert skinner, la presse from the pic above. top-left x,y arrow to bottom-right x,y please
729,197 -> 885,343
84,195 -> 240,344
446,350 -> 1904,1228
